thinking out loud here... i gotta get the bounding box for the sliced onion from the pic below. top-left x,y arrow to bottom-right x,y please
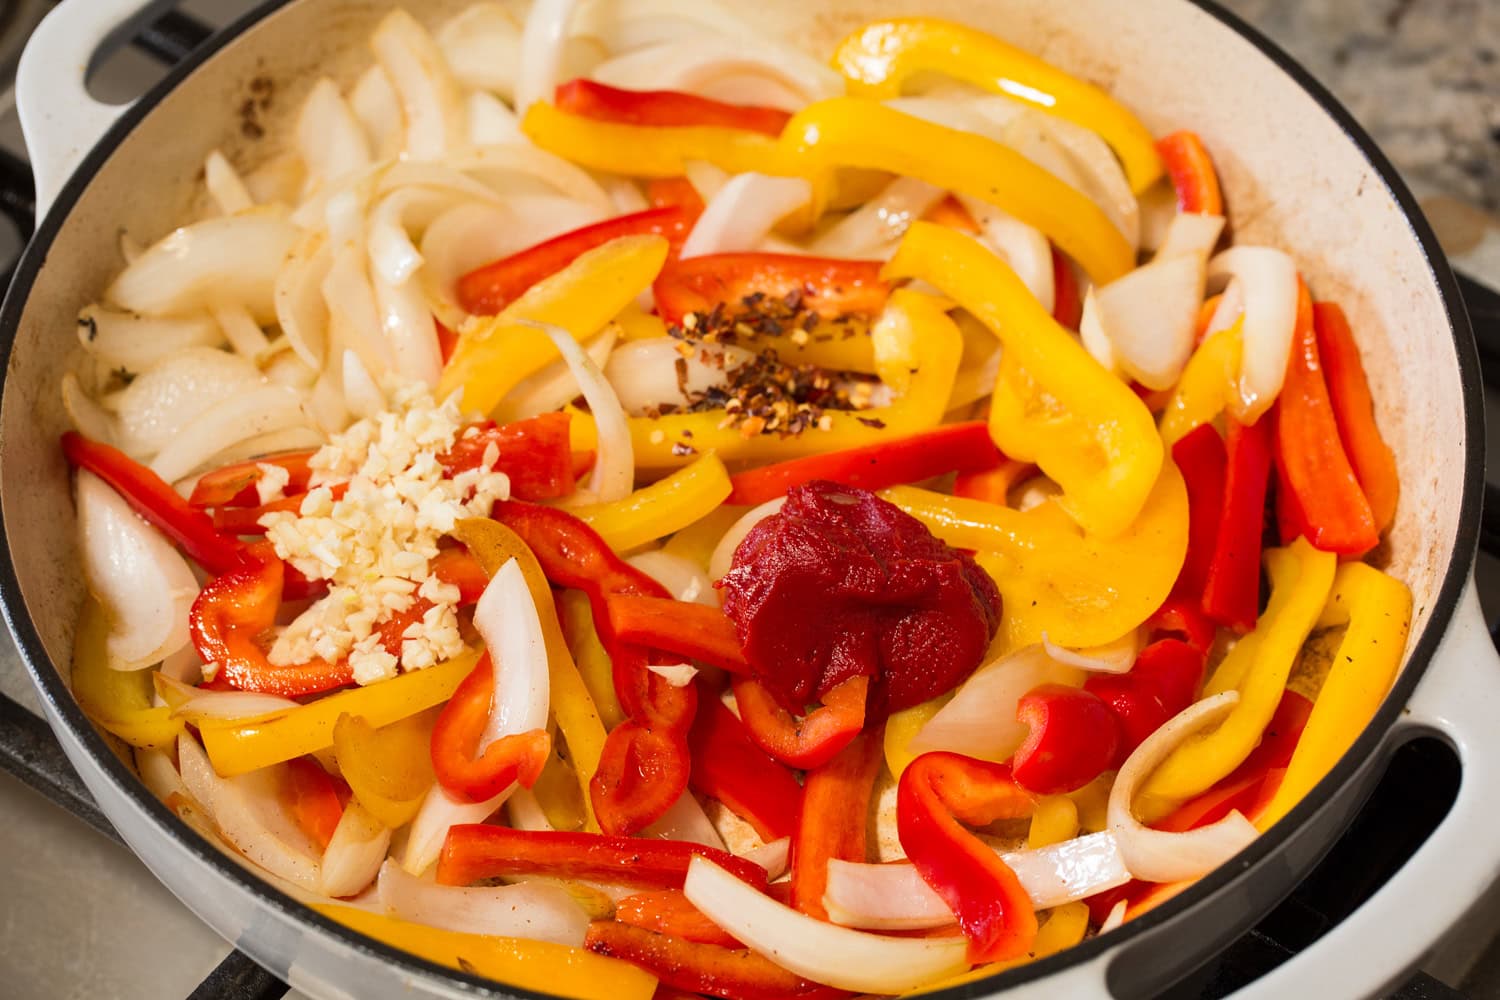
684,161 -> 730,203
342,350 -> 386,420
909,645 -> 1082,762
1091,250 -> 1207,391
372,9 -> 465,160
61,373 -> 119,446
823,831 -> 1130,930
76,470 -> 197,670
684,857 -> 969,993
1156,213 -> 1225,261
437,2 -> 525,98
148,385 -> 308,483
589,35 -> 842,107
203,426 -> 329,471
1208,246 -> 1300,421
403,784 -> 510,876
1043,629 -> 1140,675
77,306 -> 225,371
158,644 -> 204,685
811,177 -> 945,260
1137,179 -> 1179,253
626,550 -> 714,605
956,194 -> 1055,312
307,372 -> 352,437
323,247 -> 395,377
600,175 -> 649,215
264,343 -> 320,390
371,269 -> 444,390
351,67 -> 403,162
646,663 -> 699,687
155,672 -> 297,723
321,802 -> 391,898
106,212 -> 297,324
275,232 -> 333,369
377,859 -> 590,945
137,746 -> 188,804
473,558 -> 551,747
1108,691 -> 1258,883
1011,105 -> 1139,251
212,303 -> 272,360
604,337 -> 754,416
526,319 -> 633,502
418,203 -> 524,329
741,837 -> 791,881
445,148 -> 614,213
506,787 -> 554,832
1079,286 -> 1116,375
571,0 -> 762,52
204,150 -> 254,216
680,173 -> 812,260
468,91 -> 526,147
297,78 -> 372,195
109,347 -> 263,459
368,187 -> 458,287
1206,277 -> 1247,340
495,328 -> 616,423
643,791 -> 726,850
516,0 -> 580,114
708,497 -> 785,583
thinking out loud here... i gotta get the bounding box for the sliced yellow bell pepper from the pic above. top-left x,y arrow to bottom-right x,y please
903,901 -> 1090,996
1256,563 -> 1412,830
521,101 -> 784,178
613,303 -> 669,342
1143,538 -> 1337,802
532,747 -> 588,832
332,710 -> 438,829
1069,773 -> 1113,834
1160,322 -> 1244,445
569,288 -> 963,469
452,518 -> 608,832
884,459 -> 1187,650
557,589 -> 626,731
569,454 -> 732,552
200,650 -> 479,777
71,598 -> 182,750
438,235 -> 669,416
786,100 -> 1131,285
313,905 -> 657,1000
661,505 -> 749,570
884,694 -> 952,780
1028,795 -> 1081,849
885,222 -> 1160,536
833,17 -> 1165,194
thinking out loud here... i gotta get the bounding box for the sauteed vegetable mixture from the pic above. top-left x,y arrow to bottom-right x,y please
59,2 -> 1410,995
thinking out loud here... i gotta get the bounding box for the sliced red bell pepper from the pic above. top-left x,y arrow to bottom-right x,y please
1011,685 -> 1120,795
1273,283 -> 1378,555
437,825 -> 768,890
585,922 -> 845,1000
1086,639 -> 1205,766
648,177 -> 707,214
1145,599 -> 1216,659
952,458 -> 1035,505
189,451 -> 315,508
688,696 -> 803,843
429,652 -> 551,802
922,194 -> 981,234
458,205 -> 699,316
730,674 -> 868,770
435,318 -> 459,365
897,751 -> 1037,963
725,422 -> 1001,505
1170,423 -> 1228,600
1201,415 -> 1273,633
1156,131 -> 1223,216
614,890 -> 742,949
284,756 -> 348,851
62,432 -> 247,576
591,718 -> 695,835
427,546 -> 490,605
555,79 -> 792,138
605,595 -> 750,674
438,413 -> 582,502
1051,245 -> 1082,331
653,253 -> 889,326
1274,459 -> 1307,547
791,725 -> 884,920
211,482 -> 349,536
1314,302 -> 1399,535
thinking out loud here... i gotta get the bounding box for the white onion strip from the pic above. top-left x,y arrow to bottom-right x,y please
626,550 -> 715,605
377,860 -> 590,946
155,673 -> 297,724
741,837 -> 792,881
516,0 -> 580,115
205,150 -> 254,216
321,802 -> 391,898
1207,246 -> 1299,421
811,177 -> 945,260
646,664 -> 699,688
524,319 -> 633,503
297,78 -> 373,195
213,303 -> 272,361
371,9 -> 465,160
605,337 -> 754,417
473,558 -> 551,748
679,173 -> 813,259
957,194 -> 1054,312
77,307 -> 225,371
403,785 -> 509,877
147,385 -> 308,484
1042,630 -> 1140,675
1091,250 -> 1206,391
497,328 -> 617,423
1107,691 -> 1258,884
909,645 -> 1081,762
642,790 -> 726,850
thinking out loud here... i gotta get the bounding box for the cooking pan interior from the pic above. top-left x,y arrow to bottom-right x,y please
0,0 -> 1476,994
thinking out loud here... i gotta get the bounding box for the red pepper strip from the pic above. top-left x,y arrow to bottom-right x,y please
592,721 -> 694,834
1273,283 -> 1378,555
791,725 -> 884,920
1086,639 -> 1205,766
62,432 -> 247,576
555,79 -> 792,138
1314,302 -> 1399,535
284,756 -> 347,851
605,595 -> 751,674
189,550 -> 355,696
1274,459 -> 1308,547
897,752 -> 1037,963
1156,131 -> 1223,215
688,696 -> 803,843
922,194 -> 981,234
1201,415 -> 1273,633
211,482 -> 350,536
1146,599 -> 1216,658
438,413 -> 582,502
1051,245 -> 1082,331
435,318 -> 459,365
189,451 -> 315,508
1011,685 -> 1120,795
731,674 -> 869,770
458,205 -> 699,316
653,254 -> 889,326
428,546 -> 490,605
952,458 -> 1035,505
725,422 -> 1001,505
429,653 -> 552,802
1170,423 -> 1228,601
648,177 -> 706,214
584,922 -> 847,1000
614,890 -> 743,949
437,825 -> 768,891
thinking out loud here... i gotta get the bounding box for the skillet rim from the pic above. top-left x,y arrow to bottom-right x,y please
0,0 -> 1481,996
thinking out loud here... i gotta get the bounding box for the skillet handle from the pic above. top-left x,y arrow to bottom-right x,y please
15,0 -> 180,221
1231,577 -> 1500,999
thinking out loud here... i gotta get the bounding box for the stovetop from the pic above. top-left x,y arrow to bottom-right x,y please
0,4 -> 1498,1000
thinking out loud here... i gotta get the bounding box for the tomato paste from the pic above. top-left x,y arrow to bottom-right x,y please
719,480 -> 1001,715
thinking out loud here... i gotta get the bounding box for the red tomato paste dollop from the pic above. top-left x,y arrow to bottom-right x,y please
719,480 -> 1001,715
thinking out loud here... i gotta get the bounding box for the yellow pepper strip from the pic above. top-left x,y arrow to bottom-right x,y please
1256,563 -> 1412,831
438,234 -> 668,416
1028,796 -> 1081,850
71,598 -> 182,750
885,222 -> 1160,535
1069,773 -> 1114,833
833,18 -> 1165,194
569,288 -> 962,469
521,101 -> 784,178
788,100 -> 1132,285
452,518 -> 607,832
312,905 -> 657,1000
903,902 -> 1090,996
200,650 -> 479,777
332,710 -> 437,829
533,747 -> 588,832
1143,539 -> 1337,803
613,302 -> 668,342
1159,322 -> 1244,445
557,589 -> 626,730
569,454 -> 732,552
661,505 -> 748,570
884,694 -> 952,780
885,460 -> 1187,650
